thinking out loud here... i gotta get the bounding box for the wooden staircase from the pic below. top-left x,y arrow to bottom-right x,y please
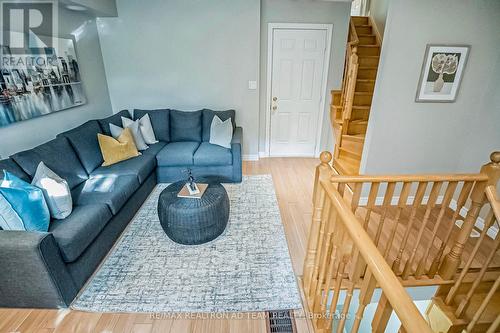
331,16 -> 381,175
303,151 -> 500,332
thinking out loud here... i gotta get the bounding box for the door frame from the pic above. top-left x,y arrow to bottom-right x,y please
264,23 -> 333,157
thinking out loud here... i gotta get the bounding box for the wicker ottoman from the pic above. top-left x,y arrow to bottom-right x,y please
158,180 -> 229,245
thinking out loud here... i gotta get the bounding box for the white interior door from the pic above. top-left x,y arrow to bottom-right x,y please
269,28 -> 327,157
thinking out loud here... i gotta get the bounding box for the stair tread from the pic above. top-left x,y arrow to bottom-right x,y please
334,157 -> 360,175
357,79 -> 376,82
343,134 -> 365,142
358,66 -> 378,69
339,145 -> 362,157
453,292 -> 500,322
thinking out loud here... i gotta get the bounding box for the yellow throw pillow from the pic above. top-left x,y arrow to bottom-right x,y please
97,128 -> 141,166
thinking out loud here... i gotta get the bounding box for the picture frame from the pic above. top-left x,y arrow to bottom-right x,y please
415,44 -> 470,102
0,33 -> 86,127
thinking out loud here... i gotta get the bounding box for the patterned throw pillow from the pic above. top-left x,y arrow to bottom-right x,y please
0,192 -> 24,230
0,171 -> 50,231
32,162 -> 73,220
98,128 -> 141,166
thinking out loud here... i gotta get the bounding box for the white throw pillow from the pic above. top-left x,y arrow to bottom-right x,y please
0,193 -> 25,230
209,116 -> 233,149
32,162 -> 73,220
137,114 -> 158,145
120,117 -> 149,150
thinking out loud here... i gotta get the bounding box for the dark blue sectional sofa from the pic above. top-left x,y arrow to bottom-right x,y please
0,109 -> 242,308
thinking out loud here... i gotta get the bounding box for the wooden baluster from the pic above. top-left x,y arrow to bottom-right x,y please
325,224 -> 349,330
310,199 -> 331,300
416,181 -> 458,277
445,209 -> 496,305
338,182 -> 346,198
402,181 -> 443,279
428,181 -> 474,278
336,254 -> 357,333
440,152 -> 500,279
372,293 -> 393,333
351,269 -> 377,333
454,230 -> 500,318
313,201 -> 337,314
374,182 -> 396,247
363,182 -> 380,230
392,182 -> 428,273
486,314 -> 500,333
317,210 -> 342,331
465,273 -> 500,332
336,245 -> 366,333
383,182 -> 411,260
351,182 -> 363,214
304,152 -> 333,293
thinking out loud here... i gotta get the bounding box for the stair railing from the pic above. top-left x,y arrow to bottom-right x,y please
340,20 -> 359,130
316,152 -> 499,284
334,18 -> 360,158
441,161 -> 500,333
303,152 -> 433,333
303,151 -> 499,332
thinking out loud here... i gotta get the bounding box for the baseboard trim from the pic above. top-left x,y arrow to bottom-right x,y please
259,151 -> 268,158
242,154 -> 260,161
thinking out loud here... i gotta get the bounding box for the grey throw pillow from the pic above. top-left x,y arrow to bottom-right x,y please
32,162 -> 73,220
121,117 -> 149,150
209,116 -> 233,149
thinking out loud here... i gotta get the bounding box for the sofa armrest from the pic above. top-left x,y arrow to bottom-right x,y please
231,126 -> 243,145
231,127 -> 243,182
0,231 -> 78,308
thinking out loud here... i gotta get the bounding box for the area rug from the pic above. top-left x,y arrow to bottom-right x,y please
71,175 -> 302,313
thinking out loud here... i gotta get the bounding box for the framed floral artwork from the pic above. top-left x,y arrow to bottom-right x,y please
415,44 -> 470,102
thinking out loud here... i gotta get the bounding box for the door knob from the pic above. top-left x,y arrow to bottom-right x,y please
272,97 -> 278,102
272,105 -> 277,110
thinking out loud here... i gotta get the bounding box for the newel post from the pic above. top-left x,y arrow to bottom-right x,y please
440,152 -> 500,279
303,152 -> 333,296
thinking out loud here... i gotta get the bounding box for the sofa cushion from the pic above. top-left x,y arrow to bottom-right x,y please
71,174 -> 140,215
156,142 -> 200,167
98,110 -> 131,136
202,109 -> 236,142
0,158 -> 30,182
170,110 -> 202,142
12,137 -> 88,189
49,204 -> 112,262
134,109 -> 170,142
193,142 -> 232,166
142,141 -> 167,156
91,154 -> 156,184
58,120 -> 103,174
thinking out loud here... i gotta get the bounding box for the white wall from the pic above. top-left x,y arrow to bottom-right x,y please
368,0 -> 389,38
0,8 -> 113,158
361,0 -> 500,175
259,0 -> 351,154
96,0 -> 261,156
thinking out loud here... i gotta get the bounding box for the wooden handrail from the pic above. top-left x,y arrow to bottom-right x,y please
321,180 -> 433,333
329,173 -> 489,183
348,19 -> 359,46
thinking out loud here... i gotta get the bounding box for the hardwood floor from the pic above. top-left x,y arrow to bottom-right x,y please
0,158 -> 318,333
